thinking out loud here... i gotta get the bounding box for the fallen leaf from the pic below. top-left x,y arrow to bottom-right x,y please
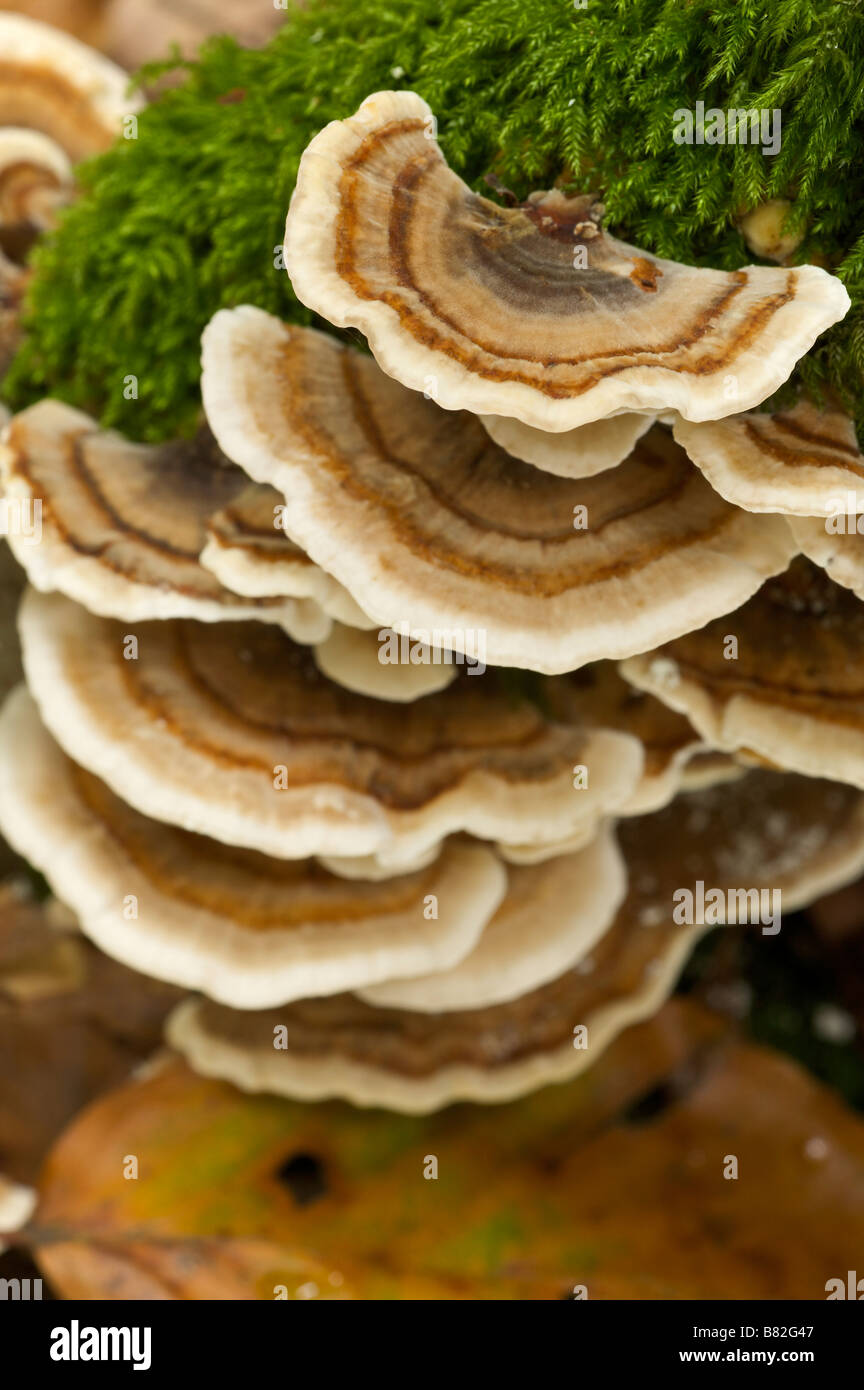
30,997 -> 864,1299
0,1000 -> 754,1296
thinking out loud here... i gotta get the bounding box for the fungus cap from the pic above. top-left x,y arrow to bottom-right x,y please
621,559 -> 864,791
677,750 -> 747,793
360,824 -> 625,1012
166,929 -> 700,1114
201,307 -> 797,674
0,127 -> 73,232
200,479 -> 373,628
789,514 -> 864,600
0,13 -> 140,159
283,90 -> 848,431
494,665 -> 711,865
167,769 -> 864,1112
478,412 -> 656,479
19,589 -> 643,870
673,400 -> 864,516
0,686 -> 508,1009
313,623 -> 457,702
541,664 -> 708,817
0,400 -> 332,640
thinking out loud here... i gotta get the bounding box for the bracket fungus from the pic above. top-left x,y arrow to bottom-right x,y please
677,749 -> 747,793
0,129 -> 68,383
673,399 -> 864,516
622,559 -> 864,791
0,400 -> 332,639
282,91 -> 848,433
478,411 -> 657,479
4,22 -> 864,1201
0,687 -> 508,1009
165,933 -> 701,1114
167,769 -> 864,1113
540,664 -> 709,818
312,624 -> 457,703
0,127 -> 72,237
0,13 -> 140,160
201,307 -> 796,674
200,479 -> 373,630
789,514 -> 864,600
18,588 -> 643,871
359,825 -> 626,1013
0,21 -> 136,399
492,668 -> 713,865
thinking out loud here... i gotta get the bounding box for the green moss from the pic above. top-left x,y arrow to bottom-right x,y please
6,0 -> 864,439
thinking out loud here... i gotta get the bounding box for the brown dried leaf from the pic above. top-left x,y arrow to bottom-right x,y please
0,886 -> 182,1184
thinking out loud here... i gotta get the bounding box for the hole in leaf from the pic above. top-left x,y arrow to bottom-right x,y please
276,1151 -> 327,1206
620,1080 -> 679,1126
619,1054 -> 711,1128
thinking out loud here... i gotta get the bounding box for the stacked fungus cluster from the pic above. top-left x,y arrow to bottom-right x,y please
2,66 -> 864,1112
